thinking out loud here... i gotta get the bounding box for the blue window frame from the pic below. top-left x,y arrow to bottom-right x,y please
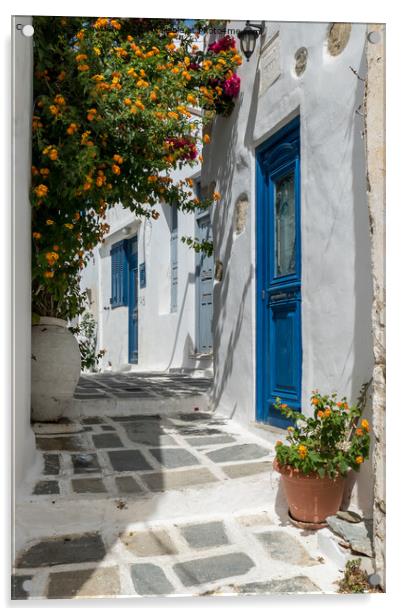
110,240 -> 128,308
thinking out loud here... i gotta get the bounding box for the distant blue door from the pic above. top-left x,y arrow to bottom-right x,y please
195,212 -> 213,353
127,236 -> 138,364
256,117 -> 302,427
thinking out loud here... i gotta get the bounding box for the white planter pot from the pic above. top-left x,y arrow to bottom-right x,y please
31,317 -> 81,422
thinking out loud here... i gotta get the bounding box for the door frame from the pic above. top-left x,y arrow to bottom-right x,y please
255,116 -> 302,427
195,209 -> 213,354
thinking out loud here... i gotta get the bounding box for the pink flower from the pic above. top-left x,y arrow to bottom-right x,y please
208,35 -> 236,54
223,74 -> 241,98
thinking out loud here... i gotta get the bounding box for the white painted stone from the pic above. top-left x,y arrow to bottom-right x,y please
259,32 -> 281,95
31,318 -> 81,422
317,528 -> 349,569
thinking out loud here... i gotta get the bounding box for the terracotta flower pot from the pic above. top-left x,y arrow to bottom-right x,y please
273,458 -> 347,524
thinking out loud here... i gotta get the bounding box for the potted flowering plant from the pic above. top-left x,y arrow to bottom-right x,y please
273,392 -> 370,527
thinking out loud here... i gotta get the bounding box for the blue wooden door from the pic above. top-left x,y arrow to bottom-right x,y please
256,117 -> 301,427
127,236 -> 138,364
195,212 -> 213,353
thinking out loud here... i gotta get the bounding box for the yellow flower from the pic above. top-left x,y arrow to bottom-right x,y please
298,445 -> 308,459
168,32 -> 176,38
64,223 -> 74,229
93,47 -> 101,56
46,219 -> 54,226
355,456 -> 364,465
168,111 -> 179,120
92,74 -> 105,82
34,184 -> 48,198
43,271 -> 54,278
187,94 -> 197,105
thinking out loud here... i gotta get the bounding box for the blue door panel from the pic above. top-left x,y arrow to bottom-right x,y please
126,237 -> 138,364
256,117 -> 302,427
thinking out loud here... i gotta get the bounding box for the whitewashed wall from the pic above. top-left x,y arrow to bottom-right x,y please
80,163 -> 213,374
202,22 -> 374,514
12,17 -> 37,489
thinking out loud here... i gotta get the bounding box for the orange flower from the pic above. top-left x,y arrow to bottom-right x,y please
53,245 -> 59,251
185,178 -> 193,187
112,164 -> 121,175
276,440 -> 283,447
312,397 -> 319,406
355,428 -> 363,437
124,98 -> 132,106
361,419 -> 370,432
54,94 -> 65,105
66,123 -> 78,135
213,191 -> 221,201
64,223 -> 74,230
77,64 -> 90,72
57,71 -> 66,81
324,408 -> 331,418
44,271 -> 54,278
150,91 -> 158,101
34,184 -> 48,198
32,232 -> 41,240
203,134 -> 211,144
40,168 -> 50,176
135,100 -> 145,110
355,456 -> 364,465
46,219 -> 54,225
49,105 -> 59,116
110,19 -> 121,29
113,154 -> 123,164
317,410 -> 324,418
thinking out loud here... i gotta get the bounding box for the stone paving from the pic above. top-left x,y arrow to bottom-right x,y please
13,407 -> 341,599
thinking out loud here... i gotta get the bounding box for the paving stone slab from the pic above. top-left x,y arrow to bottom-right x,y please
142,468 -> 218,492
222,460 -> 273,479
180,521 -> 230,549
256,531 -> 317,566
92,433 -> 124,449
47,566 -> 120,599
123,423 -> 176,446
71,478 -> 107,493
120,529 -> 178,557
43,454 -> 60,475
185,435 -> 236,447
173,427 -> 225,437
108,450 -> 153,472
173,552 -> 255,587
33,480 -> 60,495
81,417 -> 105,425
71,453 -> 101,474
131,563 -> 175,596
115,476 -> 144,494
178,412 -> 214,422
36,435 -> 92,452
16,532 -> 106,568
326,516 -> 373,557
11,575 -> 32,600
109,414 -> 162,422
100,425 -> 116,431
149,447 -> 201,468
230,576 -> 321,594
207,444 -> 271,463
236,512 -> 274,527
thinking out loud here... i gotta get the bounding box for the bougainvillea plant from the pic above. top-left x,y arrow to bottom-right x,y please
31,17 -> 242,319
274,392 -> 371,479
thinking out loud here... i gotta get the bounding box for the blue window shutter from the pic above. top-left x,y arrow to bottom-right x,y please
110,240 -> 128,308
171,206 -> 178,312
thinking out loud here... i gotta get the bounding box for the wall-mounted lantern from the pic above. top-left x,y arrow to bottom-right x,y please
237,21 -> 265,61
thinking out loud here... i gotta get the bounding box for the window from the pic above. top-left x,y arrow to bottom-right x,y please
170,206 -> 178,312
110,240 -> 128,308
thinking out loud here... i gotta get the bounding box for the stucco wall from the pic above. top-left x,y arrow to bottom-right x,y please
81,164 -> 212,373
12,17 -> 37,490
203,22 -> 374,514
